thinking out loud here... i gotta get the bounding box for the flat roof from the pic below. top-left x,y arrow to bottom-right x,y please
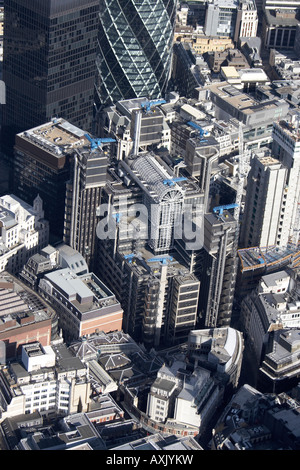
208,81 -> 285,115
221,66 -> 241,79
18,118 -> 104,158
238,244 -> 300,271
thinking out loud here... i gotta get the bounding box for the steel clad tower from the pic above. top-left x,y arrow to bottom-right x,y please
2,0 -> 99,135
95,0 -> 177,109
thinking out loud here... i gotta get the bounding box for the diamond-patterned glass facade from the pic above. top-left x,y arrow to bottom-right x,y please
95,0 -> 176,108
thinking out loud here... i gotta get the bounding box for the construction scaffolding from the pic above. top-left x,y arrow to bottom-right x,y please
238,244 -> 300,272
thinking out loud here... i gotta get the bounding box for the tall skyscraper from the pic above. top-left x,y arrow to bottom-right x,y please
2,0 -> 99,138
198,208 -> 238,328
95,150 -> 203,348
14,118 -> 111,266
240,116 -> 300,250
240,154 -> 287,248
95,0 -> 176,110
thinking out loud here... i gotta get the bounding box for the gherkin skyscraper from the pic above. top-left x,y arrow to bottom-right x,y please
95,0 -> 177,109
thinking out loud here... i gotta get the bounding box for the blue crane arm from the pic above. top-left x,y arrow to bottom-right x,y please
187,121 -> 208,138
148,256 -> 173,265
84,134 -> 116,149
163,177 -> 187,186
213,203 -> 239,215
141,99 -> 166,113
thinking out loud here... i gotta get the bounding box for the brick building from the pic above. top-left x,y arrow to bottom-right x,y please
0,272 -> 56,361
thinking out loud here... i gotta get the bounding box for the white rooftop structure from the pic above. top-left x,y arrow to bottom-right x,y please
0,194 -> 49,274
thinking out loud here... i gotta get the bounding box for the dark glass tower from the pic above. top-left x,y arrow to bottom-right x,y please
2,0 -> 99,136
95,0 -> 177,109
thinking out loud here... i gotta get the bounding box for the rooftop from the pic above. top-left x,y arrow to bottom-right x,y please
43,269 -> 116,313
238,244 -> 300,272
113,433 -> 202,451
18,118 -> 105,159
208,81 -> 286,116
274,119 -> 300,143
0,271 -> 54,329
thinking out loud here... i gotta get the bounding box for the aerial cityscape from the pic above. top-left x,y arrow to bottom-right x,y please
0,0 -> 299,454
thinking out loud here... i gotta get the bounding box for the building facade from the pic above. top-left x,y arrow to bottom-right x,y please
204,0 -> 238,39
0,342 -> 91,421
240,154 -> 287,248
0,271 -> 56,361
2,0 -> 99,137
95,0 -> 176,109
234,0 -> 258,42
14,118 -> 111,264
38,268 -> 123,343
0,194 -> 49,274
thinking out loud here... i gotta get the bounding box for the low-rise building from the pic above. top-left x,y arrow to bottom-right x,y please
146,359 -> 223,434
86,394 -> 124,425
17,412 -> 105,450
0,271 -> 57,361
187,327 -> 244,389
19,243 -> 89,291
0,194 -> 49,275
38,268 -> 123,343
0,342 -> 90,422
212,383 -> 300,450
205,49 -> 249,74
241,270 -> 300,364
258,328 -> 300,393
113,432 -> 203,451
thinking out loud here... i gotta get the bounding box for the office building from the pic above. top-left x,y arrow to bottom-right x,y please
187,327 -> 244,389
234,0 -> 258,42
0,194 -> 49,274
113,433 -> 203,451
95,0 -> 176,109
0,342 -> 91,421
205,49 -> 249,74
19,243 -> 89,291
95,151 -> 203,348
171,42 -> 206,98
14,118 -> 111,264
212,383 -> 300,450
146,359 -> 223,434
239,37 -> 263,68
39,268 -> 123,343
237,242 -> 300,300
240,270 -> 300,363
99,97 -> 171,159
258,329 -> 300,393
198,208 -> 238,328
206,81 -> 289,150
2,0 -> 99,138
204,0 -> 239,39
240,154 -> 287,248
271,115 -> 300,245
0,271 -> 57,361
261,2 -> 300,49
16,412 -> 105,450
